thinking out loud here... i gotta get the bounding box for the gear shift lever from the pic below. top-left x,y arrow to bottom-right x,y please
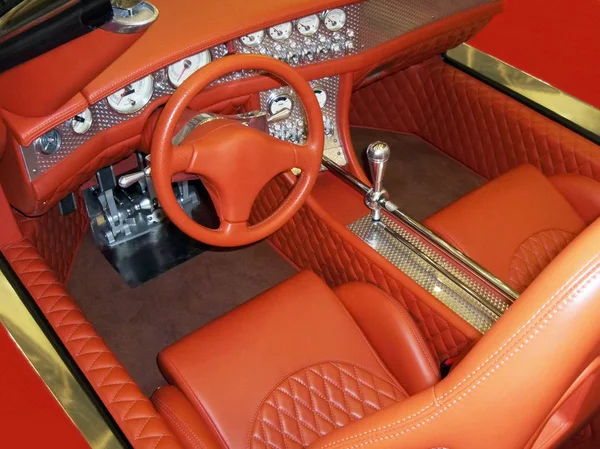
365,141 -> 390,221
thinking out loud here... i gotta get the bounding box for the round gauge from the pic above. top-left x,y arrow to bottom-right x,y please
71,108 -> 93,134
240,30 -> 265,47
269,22 -> 292,41
324,9 -> 346,31
268,95 -> 293,115
297,15 -> 320,36
313,87 -> 327,108
35,130 -> 61,155
168,50 -> 211,87
107,75 -> 154,114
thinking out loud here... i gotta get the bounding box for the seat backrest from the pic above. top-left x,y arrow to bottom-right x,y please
310,219 -> 600,449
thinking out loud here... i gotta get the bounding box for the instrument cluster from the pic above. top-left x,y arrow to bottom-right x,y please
231,7 -> 359,66
22,0 -> 476,179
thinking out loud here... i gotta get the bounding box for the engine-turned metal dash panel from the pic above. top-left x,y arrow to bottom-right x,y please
349,214 -> 509,333
259,76 -> 347,167
21,0 -> 496,180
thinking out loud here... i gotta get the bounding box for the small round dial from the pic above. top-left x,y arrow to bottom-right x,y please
324,9 -> 346,31
313,87 -> 327,108
240,30 -> 265,47
107,75 -> 154,114
269,22 -> 292,41
268,95 -> 293,115
168,50 -> 211,87
297,15 -> 319,36
35,130 -> 61,155
71,108 -> 93,134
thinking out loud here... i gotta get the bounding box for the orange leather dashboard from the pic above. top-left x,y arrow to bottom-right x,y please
0,0 -> 503,215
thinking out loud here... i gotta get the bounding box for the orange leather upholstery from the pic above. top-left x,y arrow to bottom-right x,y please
1,238 -> 181,449
309,218 -> 600,449
153,270 -> 439,449
424,164 -> 587,292
349,58 -> 600,185
549,173 -> 600,225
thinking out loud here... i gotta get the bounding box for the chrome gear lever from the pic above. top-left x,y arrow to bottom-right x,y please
365,141 -> 390,221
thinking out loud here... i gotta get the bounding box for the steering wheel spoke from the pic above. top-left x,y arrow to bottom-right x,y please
170,143 -> 196,175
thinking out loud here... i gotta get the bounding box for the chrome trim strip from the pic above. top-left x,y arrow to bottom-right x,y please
322,155 -> 520,302
0,266 -> 125,449
446,44 -> 600,139
348,215 -> 503,333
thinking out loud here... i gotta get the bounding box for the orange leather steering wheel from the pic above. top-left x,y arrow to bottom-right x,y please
151,55 -> 324,247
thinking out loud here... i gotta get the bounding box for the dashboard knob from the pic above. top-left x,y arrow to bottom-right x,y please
287,52 -> 300,65
331,42 -> 344,56
302,48 -> 316,62
317,45 -> 330,60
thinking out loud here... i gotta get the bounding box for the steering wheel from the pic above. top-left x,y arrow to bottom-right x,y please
151,55 -> 324,247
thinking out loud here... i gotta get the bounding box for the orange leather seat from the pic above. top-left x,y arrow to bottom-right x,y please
151,222 -> 600,448
424,164 -> 600,292
152,270 -> 440,449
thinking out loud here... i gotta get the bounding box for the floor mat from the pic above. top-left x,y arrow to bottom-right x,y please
68,234 -> 297,395
350,127 -> 486,221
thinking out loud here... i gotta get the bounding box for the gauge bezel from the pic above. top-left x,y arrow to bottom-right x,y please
71,108 -> 93,135
107,74 -> 155,115
240,30 -> 265,48
268,22 -> 293,41
34,130 -> 62,155
324,8 -> 347,31
168,50 -> 212,88
267,93 -> 294,116
296,14 -> 320,36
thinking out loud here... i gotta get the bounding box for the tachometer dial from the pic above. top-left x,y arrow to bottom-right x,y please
269,22 -> 292,41
313,87 -> 327,108
268,95 -> 293,116
168,50 -> 211,87
324,9 -> 346,31
240,30 -> 265,47
297,15 -> 319,36
107,75 -> 154,114
71,108 -> 93,134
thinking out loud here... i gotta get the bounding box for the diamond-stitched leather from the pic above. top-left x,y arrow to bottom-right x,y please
353,18 -> 490,89
2,239 -> 181,449
251,176 -> 469,362
12,192 -> 89,283
350,58 -> 600,182
250,362 -> 406,449
509,229 -> 577,293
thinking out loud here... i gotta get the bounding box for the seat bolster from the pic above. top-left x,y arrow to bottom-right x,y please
549,174 -> 600,225
334,282 -> 440,395
151,385 -> 224,449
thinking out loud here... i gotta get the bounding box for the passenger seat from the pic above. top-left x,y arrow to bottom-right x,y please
424,164 -> 600,292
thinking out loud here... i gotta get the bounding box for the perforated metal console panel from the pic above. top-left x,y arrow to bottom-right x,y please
349,214 -> 509,333
21,0 -> 496,180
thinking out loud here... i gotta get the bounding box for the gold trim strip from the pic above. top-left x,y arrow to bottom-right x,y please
0,270 -> 126,449
446,44 -> 600,138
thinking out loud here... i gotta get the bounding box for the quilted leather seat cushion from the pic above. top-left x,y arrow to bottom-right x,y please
154,270 -> 439,449
424,164 -> 586,292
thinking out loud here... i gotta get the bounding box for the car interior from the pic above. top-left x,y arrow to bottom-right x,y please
0,0 -> 599,448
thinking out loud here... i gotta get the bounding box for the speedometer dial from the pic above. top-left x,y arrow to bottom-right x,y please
297,15 -> 319,36
240,30 -> 265,47
107,75 -> 154,114
168,50 -> 211,87
269,22 -> 292,41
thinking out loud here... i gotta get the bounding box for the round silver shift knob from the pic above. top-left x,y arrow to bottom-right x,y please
366,141 -> 390,163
